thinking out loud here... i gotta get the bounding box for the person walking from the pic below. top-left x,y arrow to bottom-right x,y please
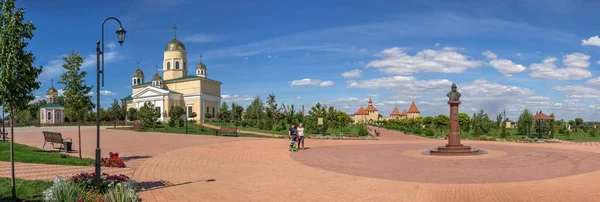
297,123 -> 305,150
288,123 -> 298,151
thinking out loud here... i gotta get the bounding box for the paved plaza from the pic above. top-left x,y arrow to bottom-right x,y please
2,126 -> 600,201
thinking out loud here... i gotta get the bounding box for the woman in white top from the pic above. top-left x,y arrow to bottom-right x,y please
297,123 -> 305,149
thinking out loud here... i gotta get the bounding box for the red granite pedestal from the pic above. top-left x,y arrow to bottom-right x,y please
429,101 -> 482,156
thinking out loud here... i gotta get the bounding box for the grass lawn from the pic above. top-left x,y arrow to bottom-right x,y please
111,125 -> 279,138
0,142 -> 94,166
207,122 -> 289,136
209,122 -> 363,136
0,177 -> 53,202
554,131 -> 600,142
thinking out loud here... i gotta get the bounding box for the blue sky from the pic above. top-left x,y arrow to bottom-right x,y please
14,0 -> 600,121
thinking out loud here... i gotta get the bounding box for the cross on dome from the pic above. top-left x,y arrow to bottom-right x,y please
173,24 -> 177,38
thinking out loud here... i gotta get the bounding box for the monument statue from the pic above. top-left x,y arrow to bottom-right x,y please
446,83 -> 461,102
427,83 -> 481,156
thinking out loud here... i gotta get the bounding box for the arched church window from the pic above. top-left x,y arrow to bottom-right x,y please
47,112 -> 52,120
167,62 -> 171,70
176,61 -> 180,69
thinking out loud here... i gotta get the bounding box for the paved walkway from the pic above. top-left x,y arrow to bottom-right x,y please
3,126 -> 600,201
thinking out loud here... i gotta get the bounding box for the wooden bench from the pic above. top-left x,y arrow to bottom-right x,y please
132,122 -> 144,131
42,131 -> 72,152
218,127 -> 239,137
1,129 -> 8,141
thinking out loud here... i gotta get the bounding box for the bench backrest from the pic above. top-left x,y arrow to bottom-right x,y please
220,127 -> 237,132
133,122 -> 144,128
43,131 -> 63,143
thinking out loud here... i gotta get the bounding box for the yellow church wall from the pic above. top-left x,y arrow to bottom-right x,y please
126,103 -> 135,110
163,50 -> 188,80
201,80 -> 221,96
165,80 -> 201,95
184,99 -> 201,123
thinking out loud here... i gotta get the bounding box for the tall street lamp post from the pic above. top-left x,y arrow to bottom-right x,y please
95,17 -> 126,189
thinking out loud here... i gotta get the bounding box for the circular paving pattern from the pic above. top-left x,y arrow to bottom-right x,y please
291,143 -> 600,184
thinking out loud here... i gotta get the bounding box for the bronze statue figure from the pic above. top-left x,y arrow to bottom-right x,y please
447,83 -> 461,102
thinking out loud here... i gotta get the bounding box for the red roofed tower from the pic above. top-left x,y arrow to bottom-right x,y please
407,101 -> 421,119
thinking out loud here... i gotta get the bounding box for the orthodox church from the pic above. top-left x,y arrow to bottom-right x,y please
40,81 -> 65,124
121,27 -> 222,123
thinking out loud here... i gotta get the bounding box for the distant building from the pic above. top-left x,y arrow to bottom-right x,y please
352,97 -> 421,123
505,121 -> 516,128
40,81 -> 65,124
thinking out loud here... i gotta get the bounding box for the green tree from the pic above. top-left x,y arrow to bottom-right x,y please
138,102 -> 158,128
495,113 -> 503,129
433,114 -> 449,136
127,108 -> 138,121
517,108 -> 533,136
230,102 -> 244,126
58,51 -> 92,159
422,116 -> 434,126
574,118 -> 584,132
108,99 -> 122,128
0,0 -> 42,198
568,120 -> 575,132
217,102 -> 231,122
306,102 -> 328,134
244,97 -> 266,128
473,109 -> 492,136
458,113 -> 471,132
168,105 -> 186,130
265,93 -> 277,127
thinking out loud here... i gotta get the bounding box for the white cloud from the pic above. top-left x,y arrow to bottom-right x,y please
553,85 -> 600,99
319,80 -> 334,87
181,33 -> 218,43
341,69 -> 362,79
86,92 -> 94,96
529,53 -> 592,80
347,76 -> 452,95
460,79 -> 534,102
291,78 -> 334,87
434,43 -> 441,46
267,55 -> 272,59
57,89 -> 65,96
587,77 -> 600,86
582,35 -> 600,47
28,96 -> 43,104
41,45 -> 122,82
483,50 -> 526,77
221,94 -> 255,102
99,90 -> 115,95
365,47 -> 482,75
597,60 -> 600,65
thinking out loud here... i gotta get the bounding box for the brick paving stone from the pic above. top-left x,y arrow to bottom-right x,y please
3,126 -> 600,201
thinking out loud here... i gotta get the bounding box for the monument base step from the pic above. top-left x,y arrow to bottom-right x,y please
429,145 -> 482,156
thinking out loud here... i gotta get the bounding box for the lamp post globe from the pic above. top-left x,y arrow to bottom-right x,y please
116,27 -> 127,46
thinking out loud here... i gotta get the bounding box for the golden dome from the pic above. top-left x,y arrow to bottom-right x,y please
133,67 -> 144,78
165,38 -> 186,52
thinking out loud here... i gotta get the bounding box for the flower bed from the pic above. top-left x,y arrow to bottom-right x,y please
309,135 -> 378,140
43,172 -> 140,202
100,152 -> 126,168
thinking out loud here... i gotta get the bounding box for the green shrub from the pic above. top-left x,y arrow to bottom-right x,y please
590,130 -> 597,137
103,182 -> 140,202
424,128 -> 435,136
355,124 -> 370,136
413,127 -> 423,135
43,177 -> 89,202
